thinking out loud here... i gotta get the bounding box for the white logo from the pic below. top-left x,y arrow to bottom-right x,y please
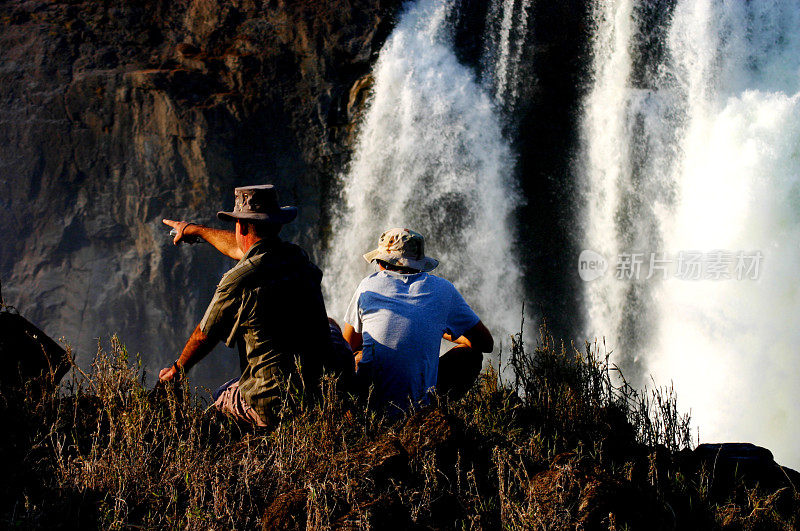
578,249 -> 608,281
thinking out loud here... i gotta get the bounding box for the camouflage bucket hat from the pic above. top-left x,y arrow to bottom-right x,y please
363,228 -> 439,272
218,184 -> 297,224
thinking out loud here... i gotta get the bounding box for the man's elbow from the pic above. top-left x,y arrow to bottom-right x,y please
468,321 -> 494,353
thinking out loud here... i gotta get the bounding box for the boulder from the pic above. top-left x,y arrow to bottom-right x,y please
0,308 -> 70,399
689,443 -> 800,507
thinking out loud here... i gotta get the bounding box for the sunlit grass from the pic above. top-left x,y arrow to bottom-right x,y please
1,325 -> 796,529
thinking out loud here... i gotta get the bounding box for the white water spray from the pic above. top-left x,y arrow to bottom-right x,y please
582,0 -> 800,467
581,0 -> 638,361
323,0 -> 522,352
482,0 -> 533,106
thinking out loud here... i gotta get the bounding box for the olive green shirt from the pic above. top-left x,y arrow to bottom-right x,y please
199,238 -> 329,422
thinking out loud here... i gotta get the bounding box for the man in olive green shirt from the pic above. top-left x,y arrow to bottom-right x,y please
159,185 -> 331,426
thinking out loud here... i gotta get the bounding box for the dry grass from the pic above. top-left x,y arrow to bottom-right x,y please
1,326 -> 797,529
1,335 -> 391,529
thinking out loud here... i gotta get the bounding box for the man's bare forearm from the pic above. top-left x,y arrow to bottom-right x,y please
186,224 -> 243,260
162,219 -> 243,260
177,324 -> 216,372
159,324 -> 217,381
343,323 -> 363,352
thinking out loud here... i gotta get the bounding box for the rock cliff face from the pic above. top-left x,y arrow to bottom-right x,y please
0,0 -> 398,376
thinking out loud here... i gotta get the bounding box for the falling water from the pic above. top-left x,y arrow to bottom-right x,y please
482,0 -> 534,106
582,0 -> 800,467
323,0 -> 522,352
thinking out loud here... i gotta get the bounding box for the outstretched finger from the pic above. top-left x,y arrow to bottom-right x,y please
163,219 -> 186,245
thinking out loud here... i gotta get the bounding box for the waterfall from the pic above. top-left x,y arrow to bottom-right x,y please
482,0 -> 534,107
582,0 -> 800,468
323,0 -> 522,353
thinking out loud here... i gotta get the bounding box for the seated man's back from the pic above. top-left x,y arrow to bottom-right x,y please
343,228 -> 493,415
204,238 -> 329,418
159,184 -> 333,427
345,268 -> 479,413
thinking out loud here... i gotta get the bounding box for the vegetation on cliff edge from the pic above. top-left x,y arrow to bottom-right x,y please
1,326 -> 798,529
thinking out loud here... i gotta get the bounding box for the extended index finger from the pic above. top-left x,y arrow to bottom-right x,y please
162,219 -> 179,228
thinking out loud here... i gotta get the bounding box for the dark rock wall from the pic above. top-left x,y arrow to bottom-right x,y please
0,0 -> 398,376
513,0 -> 593,340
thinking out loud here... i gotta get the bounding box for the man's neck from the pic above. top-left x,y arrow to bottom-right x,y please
242,234 -> 277,254
239,235 -> 262,256
241,234 -> 283,256
378,262 -> 420,275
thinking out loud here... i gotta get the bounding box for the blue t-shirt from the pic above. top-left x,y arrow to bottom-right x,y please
344,270 -> 480,414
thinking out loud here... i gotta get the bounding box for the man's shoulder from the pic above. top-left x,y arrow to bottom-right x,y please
420,272 -> 454,287
218,257 -> 259,292
241,239 -> 317,269
227,240 -> 320,288
412,272 -> 459,293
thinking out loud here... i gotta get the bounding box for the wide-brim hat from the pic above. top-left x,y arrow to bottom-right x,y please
363,227 -> 439,272
217,184 -> 298,224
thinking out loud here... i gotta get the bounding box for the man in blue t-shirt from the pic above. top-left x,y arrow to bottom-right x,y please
342,228 -> 493,415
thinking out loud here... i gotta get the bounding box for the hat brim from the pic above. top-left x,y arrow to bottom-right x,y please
363,249 -> 439,272
217,206 -> 298,224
